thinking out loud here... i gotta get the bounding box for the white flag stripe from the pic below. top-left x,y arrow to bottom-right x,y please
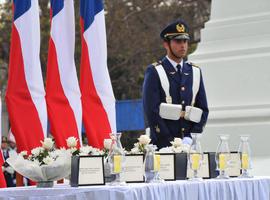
84,10 -> 116,133
14,0 -> 47,136
51,0 -> 82,142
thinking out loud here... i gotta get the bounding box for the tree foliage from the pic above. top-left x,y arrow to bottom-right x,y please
0,0 -> 211,100
0,1 -> 12,90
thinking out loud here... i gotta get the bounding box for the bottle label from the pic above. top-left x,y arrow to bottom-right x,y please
219,154 -> 227,170
191,154 -> 200,170
114,155 -> 122,173
241,153 -> 249,169
154,155 -> 160,171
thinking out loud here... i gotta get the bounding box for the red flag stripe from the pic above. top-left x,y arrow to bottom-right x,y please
6,25 -> 44,152
80,35 -> 111,148
46,38 -> 80,148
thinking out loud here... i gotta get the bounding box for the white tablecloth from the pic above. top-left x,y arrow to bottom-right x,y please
0,177 -> 270,200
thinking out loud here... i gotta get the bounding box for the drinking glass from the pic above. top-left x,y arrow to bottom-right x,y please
107,133 -> 126,185
144,144 -> 164,183
188,133 -> 203,181
238,135 -> 253,178
215,134 -> 231,179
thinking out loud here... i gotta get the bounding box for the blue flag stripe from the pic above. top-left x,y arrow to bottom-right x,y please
13,0 -> 31,21
80,0 -> 103,31
50,0 -> 64,17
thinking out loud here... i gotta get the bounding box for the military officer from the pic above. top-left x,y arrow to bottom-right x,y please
1,136 -> 16,187
142,19 -> 209,149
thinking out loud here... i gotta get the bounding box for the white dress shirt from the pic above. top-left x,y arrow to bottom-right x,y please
166,56 -> 184,72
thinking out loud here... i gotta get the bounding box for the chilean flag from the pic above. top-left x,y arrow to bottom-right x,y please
80,0 -> 116,148
5,0 -> 47,152
0,92 -> 7,188
46,0 -> 82,148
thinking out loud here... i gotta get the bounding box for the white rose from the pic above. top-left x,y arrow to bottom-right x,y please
19,151 -> 28,157
103,139 -> 112,149
43,156 -> 54,165
130,147 -> 140,154
132,142 -> 139,148
31,147 -> 44,157
182,144 -> 191,153
80,145 -> 93,155
49,150 -> 62,159
91,148 -> 102,155
41,138 -> 54,150
159,147 -> 173,153
138,135 -> 151,145
170,137 -> 182,147
172,146 -> 183,153
66,137 -> 78,148
70,147 -> 78,154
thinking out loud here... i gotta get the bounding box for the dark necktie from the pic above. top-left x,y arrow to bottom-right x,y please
176,64 -> 182,75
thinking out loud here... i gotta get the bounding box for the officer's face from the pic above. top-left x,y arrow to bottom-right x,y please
164,39 -> 188,60
1,141 -> 8,149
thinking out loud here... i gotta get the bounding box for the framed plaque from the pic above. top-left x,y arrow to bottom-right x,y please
208,152 -> 241,178
70,155 -> 105,187
187,153 -> 210,179
227,152 -> 241,177
122,154 -> 144,183
158,153 -> 176,181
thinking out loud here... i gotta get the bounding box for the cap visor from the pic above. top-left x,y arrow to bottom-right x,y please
173,34 -> 190,40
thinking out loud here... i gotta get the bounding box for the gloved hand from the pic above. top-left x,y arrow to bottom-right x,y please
182,137 -> 192,145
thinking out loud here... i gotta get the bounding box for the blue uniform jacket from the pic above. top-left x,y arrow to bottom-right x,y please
142,57 -> 209,149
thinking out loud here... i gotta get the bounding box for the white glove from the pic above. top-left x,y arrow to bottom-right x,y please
182,137 -> 192,145
2,166 -> 5,172
5,166 -> 15,174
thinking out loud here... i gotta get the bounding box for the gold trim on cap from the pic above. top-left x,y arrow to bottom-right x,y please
164,32 -> 188,38
176,24 -> 185,32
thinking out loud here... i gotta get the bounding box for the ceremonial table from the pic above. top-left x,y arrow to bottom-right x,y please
0,177 -> 269,200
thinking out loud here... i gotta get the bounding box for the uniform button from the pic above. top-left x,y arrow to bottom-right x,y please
181,100 -> 185,104
181,86 -> 185,91
182,128 -> 185,132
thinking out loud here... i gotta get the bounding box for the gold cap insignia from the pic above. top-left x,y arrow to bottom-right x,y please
176,24 -> 185,33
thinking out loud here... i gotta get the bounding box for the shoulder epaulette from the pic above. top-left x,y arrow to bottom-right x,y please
152,61 -> 162,67
186,61 -> 199,68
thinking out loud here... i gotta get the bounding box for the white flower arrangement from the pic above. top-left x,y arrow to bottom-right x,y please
159,138 -> 191,154
6,134 -> 191,185
64,137 -> 104,156
79,145 -> 103,156
6,138 -> 71,183
19,151 -> 28,157
65,137 -> 80,156
170,137 -> 182,148
102,138 -> 113,157
138,135 -> 151,145
6,136 -> 106,184
27,138 -> 57,166
66,137 -> 78,148
79,145 -> 93,155
41,138 -> 54,150
130,134 -> 151,154
103,138 -> 113,150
